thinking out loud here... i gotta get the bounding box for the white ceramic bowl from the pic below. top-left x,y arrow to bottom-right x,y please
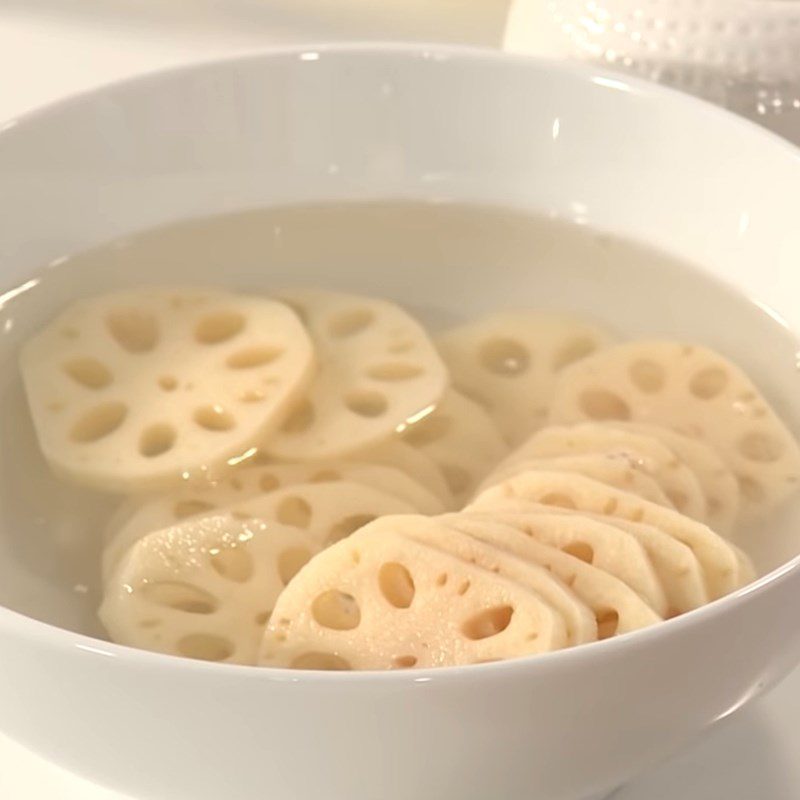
1,44 -> 800,800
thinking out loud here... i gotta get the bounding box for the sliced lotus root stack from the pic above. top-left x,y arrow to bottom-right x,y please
612,422 -> 740,534
549,340 -> 800,519
404,514 -> 597,645
478,454 -> 673,509
263,289 -> 447,461
538,509 -> 709,615
471,471 -> 751,599
503,424 -> 708,523
436,312 -> 615,445
398,389 -> 508,506
100,512 -> 321,665
20,288 -> 314,491
258,524 -> 569,670
103,480 -> 416,583
453,510 -> 667,616
450,514 -> 662,638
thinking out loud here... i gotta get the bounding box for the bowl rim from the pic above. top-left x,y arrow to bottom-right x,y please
2,40 -> 800,684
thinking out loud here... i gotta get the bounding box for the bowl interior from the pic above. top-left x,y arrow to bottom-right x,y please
0,45 -> 799,638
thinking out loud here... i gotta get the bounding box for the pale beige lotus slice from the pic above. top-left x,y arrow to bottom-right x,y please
404,514 -> 598,645
571,513 -> 708,614
354,439 -> 455,508
478,454 -> 673,509
103,480 -> 416,583
549,340 -> 800,518
473,501 -> 708,614
453,509 -> 667,616
20,288 -> 314,491
503,424 -> 708,522
471,471 -> 748,599
259,524 -> 569,670
437,311 -> 615,445
264,289 -> 447,461
613,422 -> 740,534
398,389 -> 508,506
100,512 -> 320,665
450,514 -> 662,638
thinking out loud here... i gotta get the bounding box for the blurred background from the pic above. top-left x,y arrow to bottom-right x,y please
2,1 -> 800,141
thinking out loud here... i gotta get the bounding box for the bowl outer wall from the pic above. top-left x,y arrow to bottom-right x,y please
1,44 -> 800,800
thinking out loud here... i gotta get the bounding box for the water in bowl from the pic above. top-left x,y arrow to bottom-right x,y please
0,201 -> 797,638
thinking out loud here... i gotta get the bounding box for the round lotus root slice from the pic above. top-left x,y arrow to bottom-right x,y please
103,479 -> 416,583
503,424 -> 708,523
398,389 -> 508,507
478,454 -> 673,509
612,422 -> 740,535
259,523 -> 569,670
20,288 -> 314,492
99,512 -> 321,665
548,340 -> 800,519
451,514 -> 662,639
470,471 -> 749,600
354,439 -> 455,508
263,288 -> 447,461
533,508 -> 709,615
427,514 -> 597,645
453,509 -> 667,616
436,311 -> 616,445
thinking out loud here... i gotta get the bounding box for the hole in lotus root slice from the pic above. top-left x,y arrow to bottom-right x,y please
311,590 -> 362,630
276,496 -> 312,528
177,633 -> 234,662
139,423 -> 177,458
195,311 -> 245,344
328,308 -> 375,338
579,390 -> 631,421
106,309 -> 158,353
278,547 -> 313,585
194,405 -> 236,432
63,357 -> 112,390
480,338 -> 531,376
328,514 -> 377,545
366,362 -> 424,381
561,541 -> 594,564
226,345 -> 283,369
596,610 -> 619,640
71,402 -> 128,442
291,652 -> 352,670
140,581 -> 218,614
209,546 -> 254,583
462,606 -> 514,640
378,562 -> 416,608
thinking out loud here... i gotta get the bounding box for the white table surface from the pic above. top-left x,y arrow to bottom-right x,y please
1,4 -> 800,798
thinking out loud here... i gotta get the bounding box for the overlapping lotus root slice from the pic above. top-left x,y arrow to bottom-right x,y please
613,422 -> 740,534
20,288 -> 314,491
437,311 -> 615,445
502,424 -> 708,522
478,453 -> 673,509
404,514 -> 597,645
103,480 -> 416,582
451,514 -> 662,639
470,471 -> 751,599
549,340 -> 800,518
398,389 -> 508,506
453,509 -> 667,616
264,288 -> 447,460
100,512 -> 320,665
259,524 -> 569,669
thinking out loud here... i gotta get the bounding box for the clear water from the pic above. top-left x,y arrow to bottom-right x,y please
0,201 -> 797,638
